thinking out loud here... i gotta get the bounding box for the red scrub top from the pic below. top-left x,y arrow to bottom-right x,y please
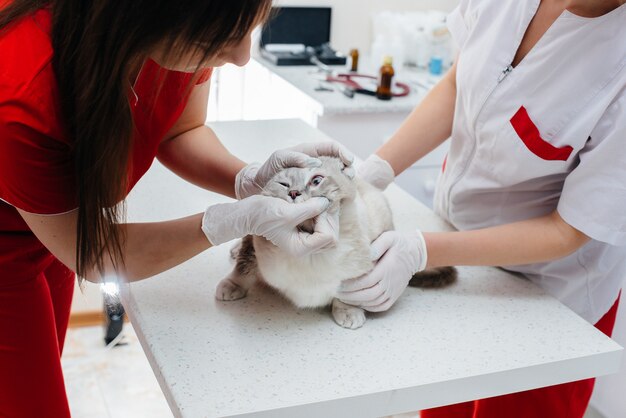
0,8 -> 212,281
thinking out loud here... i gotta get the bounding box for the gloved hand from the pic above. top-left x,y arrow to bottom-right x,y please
235,142 -> 355,199
202,195 -> 339,256
338,230 -> 428,312
356,154 -> 395,191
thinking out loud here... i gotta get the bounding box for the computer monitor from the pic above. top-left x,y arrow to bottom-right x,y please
261,7 -> 332,47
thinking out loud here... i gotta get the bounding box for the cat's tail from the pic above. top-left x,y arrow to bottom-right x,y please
408,267 -> 457,288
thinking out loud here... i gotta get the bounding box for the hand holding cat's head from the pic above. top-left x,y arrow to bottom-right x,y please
262,157 -> 356,210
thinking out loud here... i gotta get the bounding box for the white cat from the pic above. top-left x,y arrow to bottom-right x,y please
215,157 -> 455,329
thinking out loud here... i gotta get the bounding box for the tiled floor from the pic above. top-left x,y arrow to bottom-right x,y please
62,325 -> 172,418
62,325 -> 605,418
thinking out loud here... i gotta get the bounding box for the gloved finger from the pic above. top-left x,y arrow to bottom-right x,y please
289,142 -> 355,167
259,150 -> 321,181
273,150 -> 322,168
314,211 -> 340,243
342,165 -> 356,179
362,297 -> 393,313
298,211 -> 340,253
285,197 -> 330,226
354,289 -> 390,308
338,281 -> 386,304
290,229 -> 337,255
370,231 -> 396,262
339,269 -> 380,292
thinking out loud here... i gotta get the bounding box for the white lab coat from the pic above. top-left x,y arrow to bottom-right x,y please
434,0 -> 626,323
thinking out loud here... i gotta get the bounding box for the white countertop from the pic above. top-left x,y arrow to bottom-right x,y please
252,55 -> 441,116
122,119 -> 622,418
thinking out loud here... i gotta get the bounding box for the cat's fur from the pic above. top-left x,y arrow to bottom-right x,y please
216,157 -> 456,329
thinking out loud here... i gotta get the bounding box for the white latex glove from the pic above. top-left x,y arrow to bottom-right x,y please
235,142 -> 355,199
338,230 -> 428,312
356,154 -> 395,191
202,195 -> 339,256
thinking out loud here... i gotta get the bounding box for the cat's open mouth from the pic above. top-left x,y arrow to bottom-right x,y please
297,220 -> 316,235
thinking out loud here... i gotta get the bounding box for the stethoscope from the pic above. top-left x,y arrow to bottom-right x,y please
309,51 -> 411,99
323,73 -> 411,98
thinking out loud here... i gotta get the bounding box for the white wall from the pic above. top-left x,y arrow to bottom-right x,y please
273,0 -> 459,54
71,281 -> 103,314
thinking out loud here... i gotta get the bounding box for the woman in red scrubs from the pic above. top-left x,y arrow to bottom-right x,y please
0,1 -> 351,416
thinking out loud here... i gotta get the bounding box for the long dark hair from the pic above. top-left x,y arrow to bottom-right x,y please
0,0 -> 272,280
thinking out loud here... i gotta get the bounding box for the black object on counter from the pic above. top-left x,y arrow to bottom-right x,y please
260,7 -> 346,66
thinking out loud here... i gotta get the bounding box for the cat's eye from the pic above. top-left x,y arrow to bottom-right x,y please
310,175 -> 324,186
278,182 -> 290,188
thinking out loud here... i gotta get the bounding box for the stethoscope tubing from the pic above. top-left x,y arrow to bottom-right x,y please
325,73 -> 411,97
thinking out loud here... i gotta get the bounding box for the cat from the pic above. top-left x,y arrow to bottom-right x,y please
215,156 -> 456,329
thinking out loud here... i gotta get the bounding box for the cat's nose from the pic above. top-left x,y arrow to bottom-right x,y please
288,190 -> 302,200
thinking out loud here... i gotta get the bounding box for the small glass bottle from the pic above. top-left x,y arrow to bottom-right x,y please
376,56 -> 394,101
349,48 -> 359,72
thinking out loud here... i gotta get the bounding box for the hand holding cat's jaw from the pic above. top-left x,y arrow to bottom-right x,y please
272,198 -> 342,256
201,195 -> 333,257
310,210 -> 341,251
258,195 -> 341,256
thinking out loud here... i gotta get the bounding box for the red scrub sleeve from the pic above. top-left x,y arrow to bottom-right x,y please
196,67 -> 213,84
0,79 -> 77,215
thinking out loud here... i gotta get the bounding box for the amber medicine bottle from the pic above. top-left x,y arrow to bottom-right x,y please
349,49 -> 359,72
376,56 -> 394,101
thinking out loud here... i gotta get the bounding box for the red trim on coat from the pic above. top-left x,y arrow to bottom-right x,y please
510,106 -> 573,161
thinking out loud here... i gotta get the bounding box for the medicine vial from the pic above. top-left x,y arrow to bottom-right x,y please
376,56 -> 394,101
349,48 -> 359,72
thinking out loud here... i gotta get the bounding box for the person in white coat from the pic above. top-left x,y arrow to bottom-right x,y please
341,0 -> 626,416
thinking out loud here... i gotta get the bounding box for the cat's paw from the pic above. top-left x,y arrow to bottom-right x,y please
332,300 -> 366,330
215,278 -> 248,301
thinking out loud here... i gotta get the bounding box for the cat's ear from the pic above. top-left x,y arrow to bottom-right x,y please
342,166 -> 356,179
